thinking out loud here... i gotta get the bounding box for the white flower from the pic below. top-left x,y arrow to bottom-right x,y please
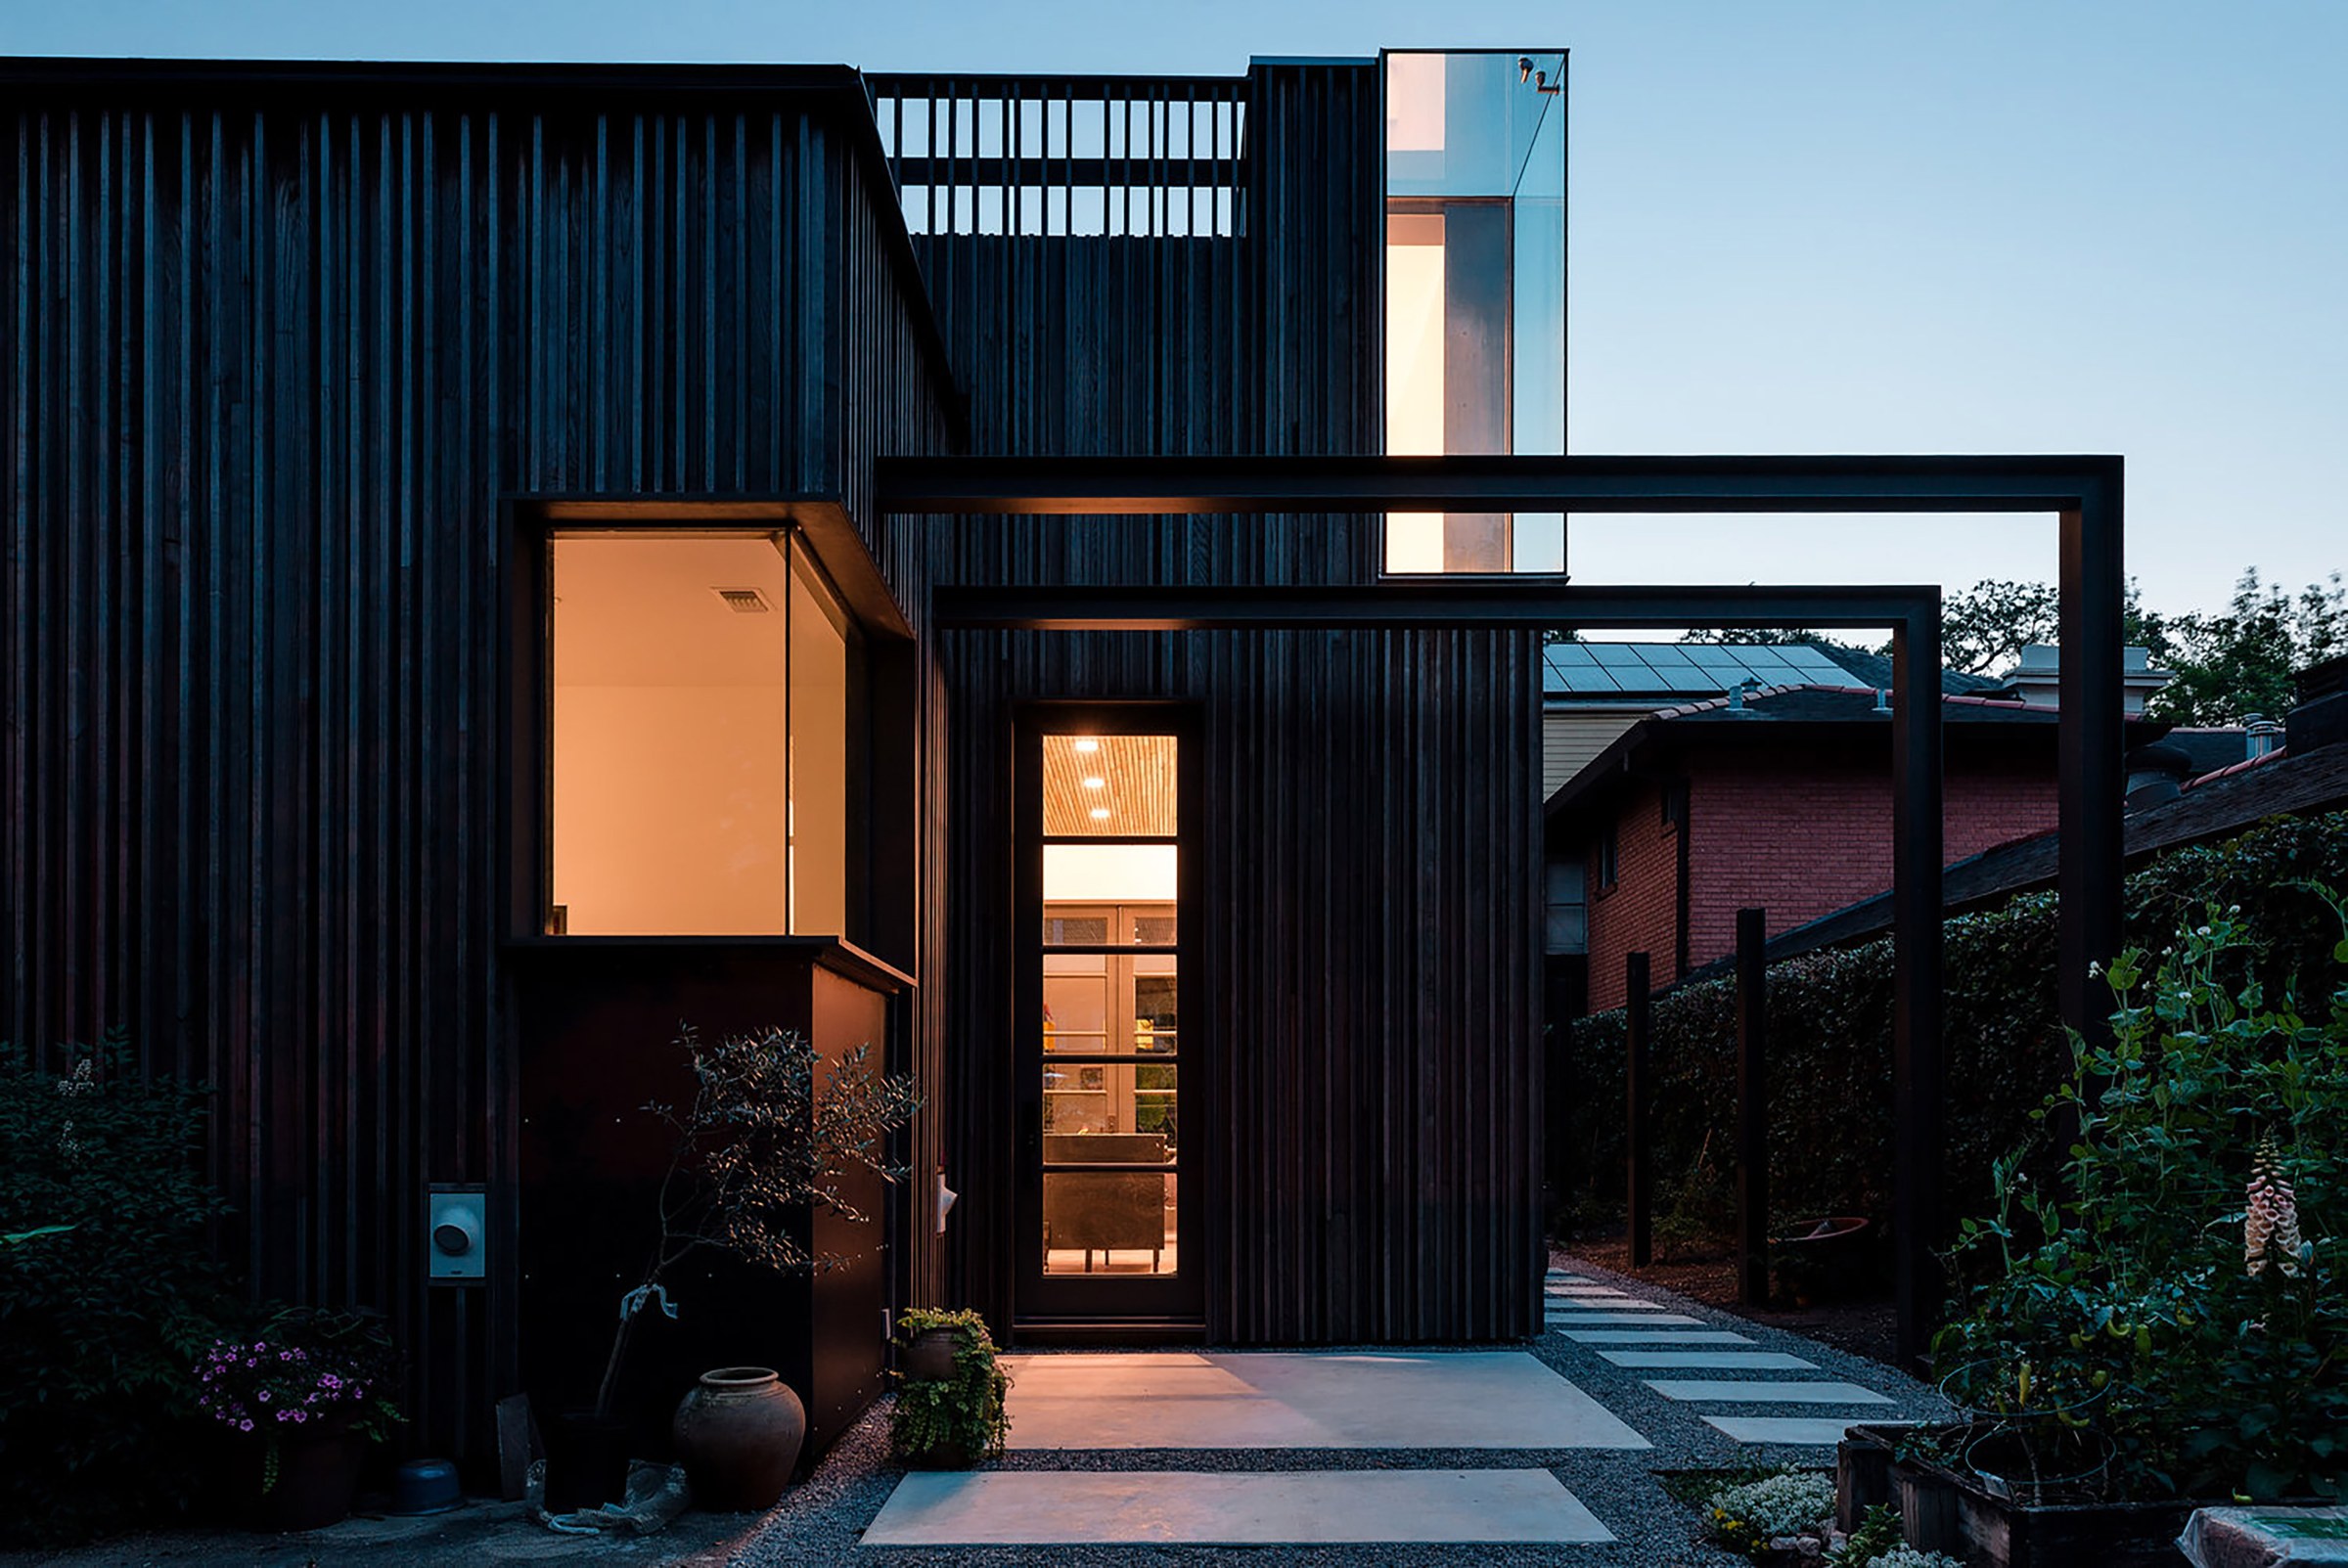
1709,1471 -> 1834,1539
2088,961 -> 2102,978
1867,1548 -> 1964,1568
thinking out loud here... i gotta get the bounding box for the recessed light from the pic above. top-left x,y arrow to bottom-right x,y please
1072,739 -> 1101,753
1089,807 -> 1111,821
1081,777 -> 1106,789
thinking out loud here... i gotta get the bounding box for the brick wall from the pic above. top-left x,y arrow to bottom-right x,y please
1683,744 -> 2058,974
1584,777 -> 1682,1011
1576,739 -> 2061,1011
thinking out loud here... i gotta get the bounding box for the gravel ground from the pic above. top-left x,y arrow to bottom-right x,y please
7,1257 -> 1950,1568
668,1250 -> 1954,1568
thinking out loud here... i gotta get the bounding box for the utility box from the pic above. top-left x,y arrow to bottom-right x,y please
428,1187 -> 486,1282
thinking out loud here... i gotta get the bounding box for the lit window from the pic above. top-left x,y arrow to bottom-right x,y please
548,532 -> 856,936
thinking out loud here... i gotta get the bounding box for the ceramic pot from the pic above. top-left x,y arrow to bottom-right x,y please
904,1328 -> 960,1383
542,1411 -> 631,1514
227,1426 -> 366,1532
671,1366 -> 806,1511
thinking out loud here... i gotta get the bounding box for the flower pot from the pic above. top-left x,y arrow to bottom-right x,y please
225,1426 -> 367,1532
543,1411 -> 631,1515
904,1328 -> 960,1383
671,1366 -> 806,1511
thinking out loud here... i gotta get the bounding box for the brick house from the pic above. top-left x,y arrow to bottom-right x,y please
1548,684 -> 2098,1017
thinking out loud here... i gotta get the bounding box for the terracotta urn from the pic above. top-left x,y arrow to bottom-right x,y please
671,1367 -> 805,1511
904,1327 -> 961,1383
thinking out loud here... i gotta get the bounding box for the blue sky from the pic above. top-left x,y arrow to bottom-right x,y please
11,0 -> 2343,616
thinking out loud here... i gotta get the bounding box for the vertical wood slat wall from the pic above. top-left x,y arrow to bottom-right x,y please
876,62 -> 1545,1343
0,71 -> 954,1460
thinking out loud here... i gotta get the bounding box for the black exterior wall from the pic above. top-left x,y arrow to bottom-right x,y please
1,52 -> 1551,1483
883,63 -> 1548,1343
0,61 -> 956,1465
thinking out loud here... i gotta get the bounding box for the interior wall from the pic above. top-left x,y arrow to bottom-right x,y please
552,686 -> 789,934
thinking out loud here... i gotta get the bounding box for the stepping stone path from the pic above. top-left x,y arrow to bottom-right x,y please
853,1261 -> 1937,1552
1538,1262 -> 1926,1452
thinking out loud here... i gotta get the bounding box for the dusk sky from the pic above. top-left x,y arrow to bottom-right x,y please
12,1 -> 2342,619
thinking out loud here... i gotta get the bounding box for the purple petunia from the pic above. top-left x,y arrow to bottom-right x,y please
240,1419 -> 254,1432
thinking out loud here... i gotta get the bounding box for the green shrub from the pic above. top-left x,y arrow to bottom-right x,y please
1559,812 -> 2348,1248
889,1307 -> 1009,1464
0,1033 -> 236,1544
1935,895 -> 2348,1501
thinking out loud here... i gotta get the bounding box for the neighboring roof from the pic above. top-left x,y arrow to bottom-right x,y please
1823,646 -> 2008,697
1543,639 -> 2003,699
1659,685 -> 2054,727
1543,640 -> 1854,697
1543,681 -> 2078,825
1732,739 -> 2348,969
2162,728 -> 2257,779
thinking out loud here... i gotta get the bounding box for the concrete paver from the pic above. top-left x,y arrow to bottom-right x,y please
860,1468 -> 1616,1546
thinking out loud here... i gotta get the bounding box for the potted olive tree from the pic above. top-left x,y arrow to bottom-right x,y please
544,1025 -> 920,1514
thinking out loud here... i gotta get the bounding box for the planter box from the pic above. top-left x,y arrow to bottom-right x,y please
1841,1423 -> 2192,1568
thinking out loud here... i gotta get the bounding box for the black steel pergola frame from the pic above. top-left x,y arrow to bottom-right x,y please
878,452 -> 2126,1366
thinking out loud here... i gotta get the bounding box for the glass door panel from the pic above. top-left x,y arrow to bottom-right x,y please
1020,723 -> 1197,1318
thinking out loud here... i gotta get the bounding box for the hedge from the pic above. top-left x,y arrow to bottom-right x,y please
1556,810 -> 2348,1248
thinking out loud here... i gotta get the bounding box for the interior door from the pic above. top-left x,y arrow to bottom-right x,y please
1015,707 -> 1202,1327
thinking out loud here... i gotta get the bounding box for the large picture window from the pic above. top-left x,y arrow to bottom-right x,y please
547,531 -> 856,936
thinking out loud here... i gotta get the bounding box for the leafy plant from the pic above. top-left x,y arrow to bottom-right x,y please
1829,1502 -> 1904,1564
1559,812 -> 2348,1249
197,1308 -> 404,1491
594,1025 -> 921,1416
0,1034 -> 237,1545
889,1307 -> 1010,1464
1936,892 -> 2348,1502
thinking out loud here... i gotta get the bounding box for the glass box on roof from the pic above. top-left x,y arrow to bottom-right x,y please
1382,48 -> 1566,576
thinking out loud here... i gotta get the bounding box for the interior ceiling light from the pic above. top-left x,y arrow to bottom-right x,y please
1072,739 -> 1101,753
1089,807 -> 1111,821
1081,776 -> 1106,789
714,587 -> 772,613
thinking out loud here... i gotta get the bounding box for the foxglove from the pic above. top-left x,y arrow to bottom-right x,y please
2246,1136 -> 2302,1278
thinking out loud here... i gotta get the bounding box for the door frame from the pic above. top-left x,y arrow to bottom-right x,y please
1011,698 -> 1207,1331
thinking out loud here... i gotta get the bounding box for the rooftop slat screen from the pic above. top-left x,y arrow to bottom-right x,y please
871,73 -> 1249,238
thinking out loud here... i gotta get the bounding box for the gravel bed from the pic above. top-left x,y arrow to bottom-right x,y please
661,1253 -> 1954,1568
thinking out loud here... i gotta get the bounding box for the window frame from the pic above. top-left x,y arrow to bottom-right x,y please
501,499 -> 906,953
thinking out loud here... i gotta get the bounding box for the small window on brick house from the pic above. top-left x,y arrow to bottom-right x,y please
1545,859 -> 1587,955
1596,823 -> 1619,892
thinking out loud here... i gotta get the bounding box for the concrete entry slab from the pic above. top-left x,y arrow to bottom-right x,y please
1597,1350 -> 1817,1370
861,1468 -> 1616,1546
1561,1329 -> 1754,1345
1000,1351 -> 1650,1451
1646,1379 -> 1893,1405
1544,1312 -> 1704,1325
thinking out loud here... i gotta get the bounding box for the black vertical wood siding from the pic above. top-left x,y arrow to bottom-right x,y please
878,63 -> 1546,1343
1,64 -> 955,1462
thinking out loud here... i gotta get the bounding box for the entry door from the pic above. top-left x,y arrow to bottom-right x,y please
1015,707 -> 1203,1326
